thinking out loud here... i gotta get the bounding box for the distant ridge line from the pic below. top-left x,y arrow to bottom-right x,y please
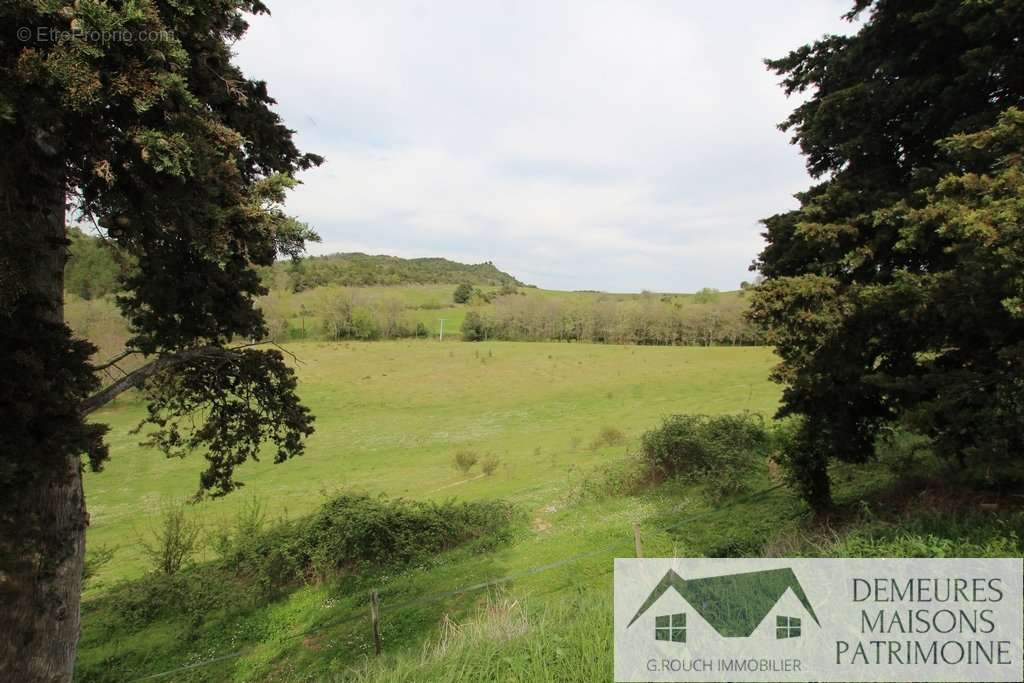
278,251 -> 526,289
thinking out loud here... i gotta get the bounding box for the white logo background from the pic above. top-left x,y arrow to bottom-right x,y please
614,558 -> 1023,682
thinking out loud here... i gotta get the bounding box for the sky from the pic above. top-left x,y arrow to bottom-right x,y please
233,1 -> 858,293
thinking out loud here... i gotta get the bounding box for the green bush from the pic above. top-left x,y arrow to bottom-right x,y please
138,500 -> 203,576
102,567 -> 240,629
453,283 -> 473,304
303,495 -> 516,571
639,413 -> 770,500
93,493 -> 522,633
482,454 -> 500,476
453,450 -> 479,474
874,426 -> 935,479
219,493 -> 519,593
571,457 -> 647,501
461,311 -> 487,341
773,418 -> 832,511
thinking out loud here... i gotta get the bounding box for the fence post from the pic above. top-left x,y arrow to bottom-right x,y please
633,523 -> 643,558
370,590 -> 382,656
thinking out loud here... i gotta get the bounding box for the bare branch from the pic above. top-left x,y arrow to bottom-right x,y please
269,341 -> 303,365
90,348 -> 139,373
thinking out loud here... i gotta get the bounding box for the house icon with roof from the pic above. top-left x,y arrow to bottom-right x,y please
627,567 -> 820,644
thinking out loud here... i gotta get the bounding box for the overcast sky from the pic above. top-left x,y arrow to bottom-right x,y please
234,1 -> 857,292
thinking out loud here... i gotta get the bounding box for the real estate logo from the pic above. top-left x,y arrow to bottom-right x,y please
614,558 -> 1023,682
627,567 -> 820,643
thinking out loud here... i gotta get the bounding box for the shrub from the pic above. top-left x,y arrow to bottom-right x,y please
693,287 -> 720,304
462,311 -> 487,341
98,493 -> 522,633
482,454 -> 500,476
571,456 -> 647,501
454,450 -> 479,474
102,566 -> 241,629
220,493 -> 519,590
138,500 -> 202,576
453,283 -> 473,304
304,495 -> 516,571
774,418 -> 832,511
213,495 -> 269,559
639,413 -> 770,500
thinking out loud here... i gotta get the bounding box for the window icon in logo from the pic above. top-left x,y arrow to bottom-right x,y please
655,613 -> 686,642
776,615 -> 801,639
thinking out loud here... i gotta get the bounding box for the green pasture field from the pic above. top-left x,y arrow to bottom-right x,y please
83,340 -> 780,591
79,340 -> 805,681
77,339 -> 1018,682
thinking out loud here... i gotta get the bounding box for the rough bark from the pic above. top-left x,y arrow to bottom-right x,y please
0,459 -> 87,682
0,180 -> 85,682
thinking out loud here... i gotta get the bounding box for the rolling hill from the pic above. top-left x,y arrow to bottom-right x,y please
270,252 -> 526,291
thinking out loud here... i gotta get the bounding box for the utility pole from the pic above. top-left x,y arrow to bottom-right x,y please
437,318 -> 448,341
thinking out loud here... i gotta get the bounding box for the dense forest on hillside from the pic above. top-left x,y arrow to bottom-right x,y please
263,252 -> 525,291
64,235 -> 524,298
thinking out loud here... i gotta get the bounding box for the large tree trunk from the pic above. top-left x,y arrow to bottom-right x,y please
0,169 -> 86,681
0,459 -> 86,683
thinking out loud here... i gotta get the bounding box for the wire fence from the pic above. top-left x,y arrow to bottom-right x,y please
131,482 -> 788,681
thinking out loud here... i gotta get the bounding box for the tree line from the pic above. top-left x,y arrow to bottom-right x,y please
463,291 -> 761,345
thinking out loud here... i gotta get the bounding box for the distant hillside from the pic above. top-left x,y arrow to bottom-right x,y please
64,231 -> 525,298
269,252 -> 525,292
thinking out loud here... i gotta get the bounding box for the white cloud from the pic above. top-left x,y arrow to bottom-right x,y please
235,0 -> 857,292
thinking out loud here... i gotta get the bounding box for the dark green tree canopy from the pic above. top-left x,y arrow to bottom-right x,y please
750,0 -> 1024,508
453,282 -> 473,304
2,0 -> 323,490
461,310 -> 487,342
1,2 -> 325,675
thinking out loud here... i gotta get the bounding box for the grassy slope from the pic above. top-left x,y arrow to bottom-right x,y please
78,342 -> 786,681
77,339 -> 1022,682
84,341 -> 779,589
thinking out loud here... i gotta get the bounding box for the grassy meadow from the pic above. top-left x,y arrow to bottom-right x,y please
83,340 -> 780,589
78,341 -> 803,682
75,338 -> 1024,682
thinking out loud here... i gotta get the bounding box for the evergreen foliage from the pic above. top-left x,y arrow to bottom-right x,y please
0,2 -> 320,673
750,0 -> 1024,510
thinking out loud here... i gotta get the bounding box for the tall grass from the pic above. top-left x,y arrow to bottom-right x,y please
343,591 -> 612,682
